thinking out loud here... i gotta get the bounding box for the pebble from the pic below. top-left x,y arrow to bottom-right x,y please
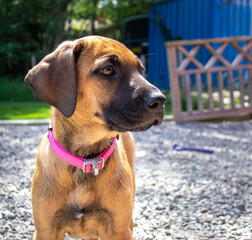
0,121 -> 252,239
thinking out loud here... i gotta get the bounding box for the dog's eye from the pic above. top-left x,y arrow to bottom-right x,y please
101,66 -> 114,76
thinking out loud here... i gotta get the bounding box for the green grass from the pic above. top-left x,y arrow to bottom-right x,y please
0,75 -> 39,102
0,75 -> 51,120
0,102 -> 51,120
0,101 -> 172,120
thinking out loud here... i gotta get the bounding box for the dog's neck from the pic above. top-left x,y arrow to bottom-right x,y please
51,108 -> 117,159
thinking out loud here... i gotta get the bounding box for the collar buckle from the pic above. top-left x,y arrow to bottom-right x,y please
83,157 -> 105,176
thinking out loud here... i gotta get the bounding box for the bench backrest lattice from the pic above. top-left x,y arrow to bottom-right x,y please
165,36 -> 252,123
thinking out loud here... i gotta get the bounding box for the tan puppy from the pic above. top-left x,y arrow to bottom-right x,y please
25,36 -> 166,240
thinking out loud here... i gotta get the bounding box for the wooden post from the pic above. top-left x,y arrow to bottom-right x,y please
227,71 -> 235,109
185,75 -> 193,113
207,72 -> 214,110
196,73 -> 204,111
217,71 -> 225,110
167,47 -> 183,122
238,69 -> 245,107
178,51 -> 186,101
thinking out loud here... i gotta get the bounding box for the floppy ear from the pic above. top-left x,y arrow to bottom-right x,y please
24,40 -> 83,118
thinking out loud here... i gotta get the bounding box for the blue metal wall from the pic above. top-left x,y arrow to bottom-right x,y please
148,0 -> 252,90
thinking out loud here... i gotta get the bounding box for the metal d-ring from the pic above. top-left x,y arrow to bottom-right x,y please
83,157 -> 105,176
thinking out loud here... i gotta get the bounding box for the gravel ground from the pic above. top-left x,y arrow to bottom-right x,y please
0,121 -> 252,240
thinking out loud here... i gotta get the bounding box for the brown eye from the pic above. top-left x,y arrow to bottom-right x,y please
101,65 -> 114,76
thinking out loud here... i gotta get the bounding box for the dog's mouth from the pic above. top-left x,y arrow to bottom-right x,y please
106,117 -> 162,132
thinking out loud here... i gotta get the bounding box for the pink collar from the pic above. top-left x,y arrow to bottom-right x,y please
48,126 -> 117,176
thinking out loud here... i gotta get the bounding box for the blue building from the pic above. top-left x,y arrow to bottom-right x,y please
148,0 -> 252,90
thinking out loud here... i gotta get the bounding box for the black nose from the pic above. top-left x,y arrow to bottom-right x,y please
144,91 -> 166,110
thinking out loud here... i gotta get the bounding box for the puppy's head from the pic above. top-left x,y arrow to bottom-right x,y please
25,36 -> 166,132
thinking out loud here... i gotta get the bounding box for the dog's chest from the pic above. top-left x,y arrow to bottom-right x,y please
52,186 -> 114,238
49,154 -> 132,238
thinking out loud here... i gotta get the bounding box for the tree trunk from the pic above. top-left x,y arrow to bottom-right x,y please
91,0 -> 99,35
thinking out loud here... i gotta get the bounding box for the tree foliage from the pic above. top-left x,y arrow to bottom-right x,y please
0,0 -> 156,77
0,0 -> 71,76
67,0 -> 153,40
